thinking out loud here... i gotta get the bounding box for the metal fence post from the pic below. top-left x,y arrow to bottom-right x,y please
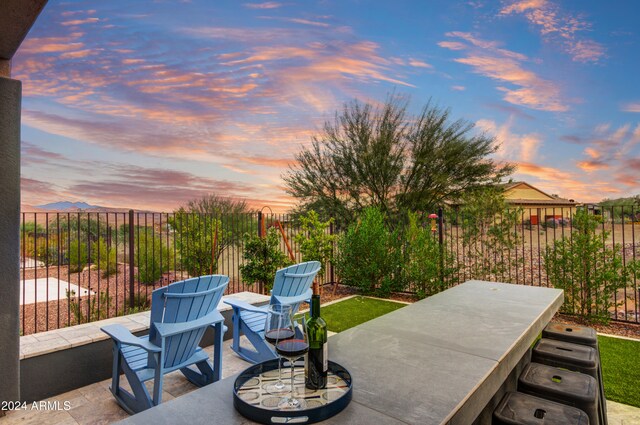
257,211 -> 263,238
438,207 -> 445,285
329,220 -> 335,285
128,209 -> 135,310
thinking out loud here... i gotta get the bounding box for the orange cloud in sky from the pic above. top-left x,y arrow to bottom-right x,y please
576,160 -> 609,172
500,0 -> 547,15
61,18 -> 100,26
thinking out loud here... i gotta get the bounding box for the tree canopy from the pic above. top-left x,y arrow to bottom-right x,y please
283,95 -> 514,224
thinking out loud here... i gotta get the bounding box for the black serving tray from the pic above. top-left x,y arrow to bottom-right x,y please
233,359 -> 352,424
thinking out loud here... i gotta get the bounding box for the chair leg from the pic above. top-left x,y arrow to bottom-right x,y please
181,360 -> 215,387
115,357 -> 154,414
109,343 -> 122,398
152,353 -> 164,407
231,310 -> 242,354
213,321 -> 223,382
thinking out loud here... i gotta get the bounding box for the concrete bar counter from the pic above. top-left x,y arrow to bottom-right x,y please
118,280 -> 563,425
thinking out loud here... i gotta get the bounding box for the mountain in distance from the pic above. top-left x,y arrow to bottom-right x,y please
36,201 -> 106,211
29,201 -> 156,213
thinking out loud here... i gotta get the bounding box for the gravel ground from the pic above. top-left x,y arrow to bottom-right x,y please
553,313 -> 640,339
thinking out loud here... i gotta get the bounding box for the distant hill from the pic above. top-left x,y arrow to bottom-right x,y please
599,195 -> 639,207
36,201 -> 106,211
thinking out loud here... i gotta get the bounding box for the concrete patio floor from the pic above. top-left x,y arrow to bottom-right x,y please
3,339 -> 252,425
3,337 -> 640,424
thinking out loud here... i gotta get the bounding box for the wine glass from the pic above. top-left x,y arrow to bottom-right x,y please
275,314 -> 309,410
264,304 -> 294,395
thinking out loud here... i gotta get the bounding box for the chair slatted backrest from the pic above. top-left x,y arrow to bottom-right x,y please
148,275 -> 228,369
270,261 -> 321,313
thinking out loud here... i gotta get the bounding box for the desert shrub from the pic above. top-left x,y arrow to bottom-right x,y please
36,243 -> 60,266
135,228 -> 173,284
401,212 -> 457,298
169,213 -> 226,277
335,207 -> 400,295
544,210 -> 640,323
68,239 -> 88,273
240,228 -> 291,293
95,237 -> 117,278
456,187 -> 522,281
293,210 -> 335,280
67,290 -> 111,324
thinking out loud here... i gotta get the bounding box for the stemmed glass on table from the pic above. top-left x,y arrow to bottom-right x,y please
274,310 -> 308,410
264,304 -> 295,395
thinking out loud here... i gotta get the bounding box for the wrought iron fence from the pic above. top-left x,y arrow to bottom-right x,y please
440,205 -> 639,324
18,211 -> 335,335
18,205 -> 640,334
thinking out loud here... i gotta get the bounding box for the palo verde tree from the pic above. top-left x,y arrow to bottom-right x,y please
170,194 -> 252,277
283,94 -> 513,224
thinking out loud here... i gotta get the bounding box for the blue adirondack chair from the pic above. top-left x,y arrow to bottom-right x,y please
224,261 -> 321,363
101,275 -> 229,414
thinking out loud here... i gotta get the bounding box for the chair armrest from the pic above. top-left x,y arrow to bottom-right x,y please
154,310 -> 225,338
273,288 -> 313,307
223,298 -> 269,314
101,324 -> 161,353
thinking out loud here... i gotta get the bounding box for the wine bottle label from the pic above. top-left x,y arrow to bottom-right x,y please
323,342 -> 328,372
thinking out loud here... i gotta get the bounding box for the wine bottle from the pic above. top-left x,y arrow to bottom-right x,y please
305,284 -> 327,390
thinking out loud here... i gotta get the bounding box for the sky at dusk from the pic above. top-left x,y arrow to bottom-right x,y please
14,0 -> 640,212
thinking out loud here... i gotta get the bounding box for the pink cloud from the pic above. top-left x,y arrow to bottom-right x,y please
450,49 -> 567,111
243,2 -> 283,9
621,102 -> 640,113
408,58 -> 433,69
284,18 -> 331,28
476,117 -> 541,162
500,0 -> 605,63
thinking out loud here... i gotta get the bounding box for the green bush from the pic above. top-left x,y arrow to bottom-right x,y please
544,210 -> 640,323
36,243 -> 60,267
95,237 -> 117,278
454,187 -> 522,281
240,228 -> 291,293
401,212 -> 456,298
169,213 -> 226,277
293,210 -> 335,279
335,207 -> 399,295
68,239 -> 88,273
67,238 -> 115,276
135,228 -> 173,284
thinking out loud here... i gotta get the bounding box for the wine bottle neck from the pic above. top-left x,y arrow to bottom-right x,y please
311,295 -> 321,318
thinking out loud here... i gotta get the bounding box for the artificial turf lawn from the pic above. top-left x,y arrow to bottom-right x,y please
598,335 -> 640,408
315,296 -> 406,333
